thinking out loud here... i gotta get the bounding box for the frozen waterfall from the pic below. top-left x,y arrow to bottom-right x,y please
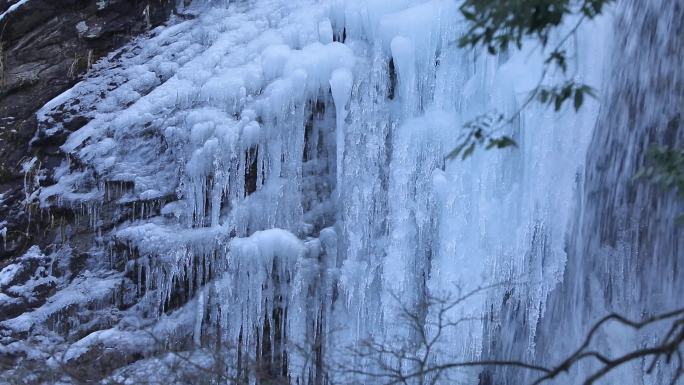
4,0 -> 681,384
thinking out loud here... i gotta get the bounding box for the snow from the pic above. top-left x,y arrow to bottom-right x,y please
0,261 -> 22,287
230,228 -> 306,263
0,0 -> 29,23
0,246 -> 43,287
1,270 -> 121,333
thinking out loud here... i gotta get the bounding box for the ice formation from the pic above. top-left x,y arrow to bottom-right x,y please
3,0 -> 682,384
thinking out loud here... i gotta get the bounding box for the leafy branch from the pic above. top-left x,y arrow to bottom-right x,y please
445,113 -> 517,160
458,0 -> 612,54
449,0 -> 613,160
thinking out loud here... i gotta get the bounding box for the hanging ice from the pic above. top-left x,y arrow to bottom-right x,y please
6,0 -> 680,384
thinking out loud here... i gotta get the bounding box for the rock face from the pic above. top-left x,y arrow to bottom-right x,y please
0,0 -> 175,261
0,2 -> 177,382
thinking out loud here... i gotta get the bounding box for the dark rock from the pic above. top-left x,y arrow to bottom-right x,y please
0,0 -> 177,262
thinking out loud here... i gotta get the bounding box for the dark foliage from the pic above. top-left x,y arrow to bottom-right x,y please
449,0 -> 614,160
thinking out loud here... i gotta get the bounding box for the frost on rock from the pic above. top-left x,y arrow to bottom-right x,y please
5,0 -> 655,383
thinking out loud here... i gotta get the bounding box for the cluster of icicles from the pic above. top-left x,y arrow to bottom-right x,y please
33,0 -> 668,383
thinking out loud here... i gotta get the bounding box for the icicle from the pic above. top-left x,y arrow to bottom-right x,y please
329,68 -> 353,199
194,289 -> 205,346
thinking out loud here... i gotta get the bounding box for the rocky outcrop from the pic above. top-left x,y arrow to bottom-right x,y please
0,0 -> 177,261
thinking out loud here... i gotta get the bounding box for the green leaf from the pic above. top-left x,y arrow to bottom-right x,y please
462,142 -> 476,159
574,89 -> 583,110
554,95 -> 563,111
539,89 -> 549,103
446,140 -> 468,160
495,136 -> 517,149
582,85 -> 597,98
498,136 -> 517,148
462,9 -> 476,20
